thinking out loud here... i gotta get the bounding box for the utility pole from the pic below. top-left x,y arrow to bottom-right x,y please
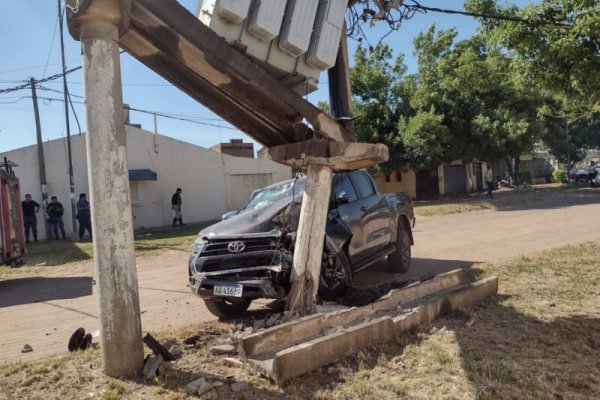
72,1 -> 144,377
30,78 -> 50,239
58,0 -> 77,236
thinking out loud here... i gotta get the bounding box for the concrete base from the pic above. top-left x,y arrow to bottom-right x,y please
240,269 -> 498,382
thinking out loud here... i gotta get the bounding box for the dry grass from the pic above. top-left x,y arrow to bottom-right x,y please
1,241 -> 599,399
414,184 -> 599,217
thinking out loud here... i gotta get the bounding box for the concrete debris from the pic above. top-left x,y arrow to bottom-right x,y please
465,317 -> 476,329
21,344 -> 33,353
158,361 -> 172,375
142,354 -> 164,379
185,378 -> 207,394
212,381 -> 225,387
230,381 -> 249,392
168,345 -> 183,359
210,344 -> 237,355
197,382 -> 213,395
253,319 -> 265,330
315,303 -> 349,314
201,390 -> 217,399
221,357 -> 245,367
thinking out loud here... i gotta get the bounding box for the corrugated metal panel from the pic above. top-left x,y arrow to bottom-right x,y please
248,0 -> 287,41
217,0 -> 252,24
279,0 -> 320,56
307,0 -> 347,69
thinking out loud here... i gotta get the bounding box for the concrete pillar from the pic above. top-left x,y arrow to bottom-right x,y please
81,19 -> 144,377
286,164 -> 333,314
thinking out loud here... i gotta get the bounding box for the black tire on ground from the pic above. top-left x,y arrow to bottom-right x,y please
576,176 -> 588,184
388,223 -> 411,273
204,298 -> 252,319
318,246 -> 352,301
68,328 -> 86,352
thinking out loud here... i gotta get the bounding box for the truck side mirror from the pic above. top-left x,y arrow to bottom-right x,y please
221,210 -> 240,220
336,192 -> 349,205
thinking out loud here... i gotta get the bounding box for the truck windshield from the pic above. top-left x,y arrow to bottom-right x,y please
242,179 -> 306,212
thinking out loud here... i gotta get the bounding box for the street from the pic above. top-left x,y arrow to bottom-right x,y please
1,195 -> 599,364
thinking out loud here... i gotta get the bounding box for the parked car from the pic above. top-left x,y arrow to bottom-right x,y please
188,170 -> 415,318
589,165 -> 600,187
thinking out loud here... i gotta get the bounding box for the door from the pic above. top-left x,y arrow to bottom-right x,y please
473,162 -> 483,191
348,171 -> 392,256
416,169 -> 439,200
444,165 -> 467,195
331,173 -> 361,257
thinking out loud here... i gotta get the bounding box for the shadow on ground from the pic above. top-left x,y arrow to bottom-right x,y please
0,276 -> 93,308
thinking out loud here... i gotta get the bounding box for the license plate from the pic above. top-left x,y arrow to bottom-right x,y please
213,284 -> 243,297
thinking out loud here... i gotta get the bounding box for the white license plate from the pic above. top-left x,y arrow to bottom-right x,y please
213,284 -> 243,297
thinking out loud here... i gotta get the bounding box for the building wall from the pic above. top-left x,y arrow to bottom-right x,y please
373,168 -> 417,199
1,127 -> 291,238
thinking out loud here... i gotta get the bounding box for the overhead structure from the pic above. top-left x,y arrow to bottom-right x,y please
67,0 -> 388,375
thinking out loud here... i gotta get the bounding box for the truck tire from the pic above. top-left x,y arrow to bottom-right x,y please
204,298 -> 251,319
388,225 -> 411,273
319,247 -> 352,300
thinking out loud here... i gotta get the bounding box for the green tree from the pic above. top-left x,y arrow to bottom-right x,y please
349,44 -> 414,175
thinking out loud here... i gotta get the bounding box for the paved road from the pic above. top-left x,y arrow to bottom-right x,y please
1,194 -> 599,364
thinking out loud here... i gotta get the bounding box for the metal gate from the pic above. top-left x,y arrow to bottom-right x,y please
444,165 -> 467,195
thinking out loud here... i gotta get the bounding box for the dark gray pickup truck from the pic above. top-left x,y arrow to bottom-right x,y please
188,170 -> 415,318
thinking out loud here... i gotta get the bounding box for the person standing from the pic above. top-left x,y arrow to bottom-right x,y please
485,164 -> 494,198
47,196 -> 66,240
76,193 -> 93,240
171,188 -> 185,226
21,194 -> 40,243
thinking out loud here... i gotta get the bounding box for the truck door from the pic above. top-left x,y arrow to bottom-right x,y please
349,171 -> 392,254
331,173 -> 362,258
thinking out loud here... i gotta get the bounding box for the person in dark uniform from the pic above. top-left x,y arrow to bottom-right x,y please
76,193 -> 92,240
21,194 -> 40,243
47,196 -> 66,240
171,188 -> 185,226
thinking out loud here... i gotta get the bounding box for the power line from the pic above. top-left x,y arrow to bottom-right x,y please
0,67 -> 82,94
125,106 -> 238,130
42,10 -> 61,77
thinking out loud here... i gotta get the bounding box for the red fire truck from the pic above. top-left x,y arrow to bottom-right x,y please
0,158 -> 25,267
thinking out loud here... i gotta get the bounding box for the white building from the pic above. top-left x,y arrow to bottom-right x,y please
1,126 -> 291,238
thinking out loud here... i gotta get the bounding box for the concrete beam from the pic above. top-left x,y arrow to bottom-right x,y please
268,139 -> 389,171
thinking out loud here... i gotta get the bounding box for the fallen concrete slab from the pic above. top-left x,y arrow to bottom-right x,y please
239,270 -> 498,382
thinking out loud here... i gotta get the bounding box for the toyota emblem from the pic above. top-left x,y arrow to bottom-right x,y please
227,241 -> 245,253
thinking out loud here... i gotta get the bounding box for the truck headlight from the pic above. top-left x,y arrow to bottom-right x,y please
192,238 -> 207,255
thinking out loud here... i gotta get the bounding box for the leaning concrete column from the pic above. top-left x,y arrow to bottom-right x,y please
80,16 -> 143,376
286,164 -> 333,314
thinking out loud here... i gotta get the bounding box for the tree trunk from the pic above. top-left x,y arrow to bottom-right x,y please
504,157 -> 514,183
513,156 -> 521,185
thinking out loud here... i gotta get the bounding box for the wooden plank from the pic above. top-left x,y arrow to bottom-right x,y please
240,269 -> 470,359
252,276 -> 497,382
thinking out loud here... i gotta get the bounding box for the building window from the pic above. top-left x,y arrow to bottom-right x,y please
396,169 -> 402,182
129,182 -> 143,205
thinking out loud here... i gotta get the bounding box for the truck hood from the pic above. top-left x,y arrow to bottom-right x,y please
199,197 -> 299,238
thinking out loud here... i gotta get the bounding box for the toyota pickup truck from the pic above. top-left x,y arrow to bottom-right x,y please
188,170 -> 415,318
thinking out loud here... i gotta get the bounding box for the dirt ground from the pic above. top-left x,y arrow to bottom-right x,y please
1,192 -> 599,365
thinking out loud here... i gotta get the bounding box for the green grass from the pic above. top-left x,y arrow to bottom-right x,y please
0,221 -> 215,277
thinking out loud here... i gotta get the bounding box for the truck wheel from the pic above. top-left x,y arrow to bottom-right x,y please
319,247 -> 352,300
204,298 -> 251,319
389,226 -> 411,273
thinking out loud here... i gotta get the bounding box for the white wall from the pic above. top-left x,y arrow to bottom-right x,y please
1,127 -> 291,237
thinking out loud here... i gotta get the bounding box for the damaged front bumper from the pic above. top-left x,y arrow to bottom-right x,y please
188,230 -> 288,300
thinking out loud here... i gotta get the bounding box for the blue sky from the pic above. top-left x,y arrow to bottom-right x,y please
0,0 -> 535,154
